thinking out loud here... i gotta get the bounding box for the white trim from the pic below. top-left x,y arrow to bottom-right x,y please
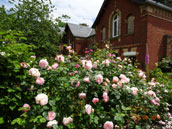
123,51 -> 137,56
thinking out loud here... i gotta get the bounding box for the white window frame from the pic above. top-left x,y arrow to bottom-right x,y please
112,14 -> 119,38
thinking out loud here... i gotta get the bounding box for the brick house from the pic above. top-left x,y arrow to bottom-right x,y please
92,0 -> 172,69
64,23 -> 95,55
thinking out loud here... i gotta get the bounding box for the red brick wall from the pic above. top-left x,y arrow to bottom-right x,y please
94,0 -> 147,69
147,15 -> 172,69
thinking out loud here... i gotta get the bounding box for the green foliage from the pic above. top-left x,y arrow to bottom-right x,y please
0,42 -> 171,128
0,0 -> 63,57
157,58 -> 172,73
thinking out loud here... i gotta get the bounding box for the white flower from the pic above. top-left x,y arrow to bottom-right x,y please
35,93 -> 48,106
28,68 -> 40,77
47,120 -> 58,128
62,117 -> 73,126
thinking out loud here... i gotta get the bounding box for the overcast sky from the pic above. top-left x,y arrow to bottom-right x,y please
0,0 -> 104,27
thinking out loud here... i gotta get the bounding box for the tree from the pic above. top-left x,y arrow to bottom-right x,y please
0,0 -> 62,57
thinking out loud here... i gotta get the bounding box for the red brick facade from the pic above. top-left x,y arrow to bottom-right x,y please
93,0 -> 172,69
64,24 -> 95,55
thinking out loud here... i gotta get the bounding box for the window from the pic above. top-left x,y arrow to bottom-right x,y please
127,16 -> 134,34
112,13 -> 119,37
101,27 -> 106,40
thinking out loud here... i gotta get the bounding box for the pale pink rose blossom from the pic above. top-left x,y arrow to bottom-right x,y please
112,84 -> 117,88
95,74 -> 103,84
79,93 -> 86,99
119,74 -> 127,80
92,98 -> 99,104
28,68 -> 40,77
165,108 -> 169,111
39,59 -> 49,69
62,117 -> 73,126
104,121 -> 114,129
117,82 -> 123,87
47,111 -> 56,121
23,103 -> 31,112
151,99 -> 160,106
168,113 -> 172,118
68,55 -> 72,58
85,104 -> 92,115
35,77 -> 45,85
30,55 -> 36,59
81,60 -> 86,67
55,55 -> 64,62
155,97 -> 160,102
76,81 -> 80,87
102,59 -> 110,66
147,90 -> 156,97
103,92 -> 109,103
93,62 -> 98,69
117,57 -> 121,61
47,66 -> 52,70
35,93 -> 48,106
85,60 -> 93,70
118,65 -> 123,68
83,77 -> 90,83
105,78 -> 110,83
131,87 -> 138,95
47,120 -> 58,128
52,63 -> 58,69
20,62 -> 28,68
159,120 -> 165,125
74,71 -> 78,74
66,46 -> 72,50
69,49 -> 74,54
148,82 -> 156,87
112,76 -> 119,83
103,82 -> 108,86
164,90 -> 168,93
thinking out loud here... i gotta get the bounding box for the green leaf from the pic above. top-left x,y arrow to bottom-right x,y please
136,125 -> 142,129
0,117 -> 4,124
8,88 -> 15,93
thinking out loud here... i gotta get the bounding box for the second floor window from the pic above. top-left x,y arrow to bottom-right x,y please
127,16 -> 135,34
112,13 -> 119,37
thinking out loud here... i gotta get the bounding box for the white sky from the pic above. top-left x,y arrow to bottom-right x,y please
0,0 -> 104,27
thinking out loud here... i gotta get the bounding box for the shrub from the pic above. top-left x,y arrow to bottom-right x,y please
0,44 -> 171,129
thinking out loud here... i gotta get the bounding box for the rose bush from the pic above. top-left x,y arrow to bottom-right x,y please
0,42 -> 172,128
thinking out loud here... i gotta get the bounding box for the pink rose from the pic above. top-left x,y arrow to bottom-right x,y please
119,74 -> 126,79
102,59 -> 110,66
39,59 -> 49,69
20,62 -> 28,68
93,62 -> 98,69
52,63 -> 58,69
79,93 -> 86,99
85,104 -> 92,115
147,91 -> 156,97
155,97 -> 160,102
66,46 -> 72,50
47,111 -> 56,121
168,113 -> 171,118
85,60 -> 92,70
30,55 -> 36,59
23,103 -> 31,112
55,55 -> 64,62
35,93 -> 48,106
83,77 -> 90,83
62,117 -> 73,126
28,68 -> 40,77
131,87 -> 138,95
47,120 -> 58,128
112,76 -> 119,83
36,77 -> 45,85
75,64 -> 80,68
112,84 -> 117,88
69,49 -> 74,54
76,81 -> 80,87
103,92 -> 109,103
92,98 -> 99,104
104,121 -> 114,129
95,74 -> 103,84
81,60 -> 86,67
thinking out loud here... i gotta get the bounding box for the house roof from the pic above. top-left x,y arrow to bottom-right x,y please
92,0 -> 172,27
66,23 -> 95,38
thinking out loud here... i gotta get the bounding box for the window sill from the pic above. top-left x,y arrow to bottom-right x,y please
109,35 -> 120,40
125,33 -> 134,36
